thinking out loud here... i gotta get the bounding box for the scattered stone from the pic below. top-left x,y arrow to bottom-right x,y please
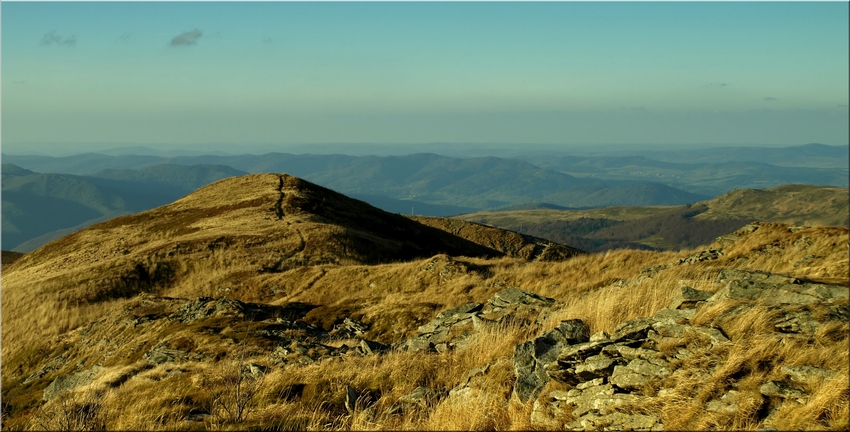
330,318 -> 369,339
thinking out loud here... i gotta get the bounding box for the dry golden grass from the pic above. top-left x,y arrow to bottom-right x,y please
3,175 -> 848,430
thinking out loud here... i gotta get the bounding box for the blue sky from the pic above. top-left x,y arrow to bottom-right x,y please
2,2 -> 848,149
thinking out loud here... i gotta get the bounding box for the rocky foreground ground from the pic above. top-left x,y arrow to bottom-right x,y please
31,246 -> 848,430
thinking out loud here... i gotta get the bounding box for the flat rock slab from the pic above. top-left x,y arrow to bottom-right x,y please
669,286 -> 713,310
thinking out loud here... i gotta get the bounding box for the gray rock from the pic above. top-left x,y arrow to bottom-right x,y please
669,286 -> 713,310
650,322 -> 729,347
43,366 -> 104,401
781,365 -> 836,384
568,411 -> 662,431
555,319 -> 591,344
760,380 -> 807,401
514,319 -> 589,402
803,284 -> 849,302
512,341 -> 548,403
707,270 -> 834,306
768,290 -> 821,306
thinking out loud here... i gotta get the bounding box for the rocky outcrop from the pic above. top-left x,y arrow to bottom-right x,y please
526,268 -> 848,431
678,247 -> 722,264
398,287 -> 556,354
709,269 -> 847,306
513,319 -> 589,403
143,343 -> 206,365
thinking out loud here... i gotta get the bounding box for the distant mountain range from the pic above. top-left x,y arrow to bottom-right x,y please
523,144 -> 848,196
2,143 -> 846,251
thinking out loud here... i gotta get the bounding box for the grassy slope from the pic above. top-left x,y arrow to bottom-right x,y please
456,185 -> 849,251
1,174 -> 847,430
3,222 -> 846,430
696,184 -> 850,227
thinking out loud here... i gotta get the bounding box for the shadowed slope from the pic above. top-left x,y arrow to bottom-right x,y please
409,216 -> 584,261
